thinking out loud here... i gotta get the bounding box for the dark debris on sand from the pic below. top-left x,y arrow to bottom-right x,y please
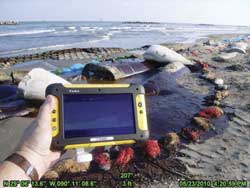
42,142 -> 188,188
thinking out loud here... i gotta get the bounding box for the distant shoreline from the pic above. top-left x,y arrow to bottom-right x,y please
7,21 -> 250,27
0,21 -> 19,25
122,21 -> 160,24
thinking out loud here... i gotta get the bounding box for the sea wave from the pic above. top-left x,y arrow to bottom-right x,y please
0,29 -> 56,37
88,30 -> 121,43
0,44 -> 72,56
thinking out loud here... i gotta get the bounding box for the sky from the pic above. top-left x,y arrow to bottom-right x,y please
1,0 -> 250,26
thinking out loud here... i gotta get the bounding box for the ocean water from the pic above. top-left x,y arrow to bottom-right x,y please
0,21 -> 250,57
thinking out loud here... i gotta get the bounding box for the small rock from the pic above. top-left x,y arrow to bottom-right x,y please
193,117 -> 215,131
213,100 -> 221,106
200,71 -> 216,81
69,162 -> 90,173
164,132 -> 180,147
214,78 -> 224,86
215,90 -> 230,100
43,170 -> 59,179
53,159 -> 75,174
79,162 -> 90,172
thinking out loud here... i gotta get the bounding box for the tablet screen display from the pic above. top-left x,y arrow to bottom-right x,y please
63,93 -> 136,139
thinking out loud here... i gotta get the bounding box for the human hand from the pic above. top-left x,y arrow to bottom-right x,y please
17,95 -> 61,179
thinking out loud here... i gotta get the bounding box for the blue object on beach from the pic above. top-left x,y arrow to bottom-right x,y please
222,39 -> 231,43
59,63 -> 85,75
69,63 -> 85,71
61,67 -> 72,74
232,37 -> 243,42
91,60 -> 100,64
222,36 -> 245,44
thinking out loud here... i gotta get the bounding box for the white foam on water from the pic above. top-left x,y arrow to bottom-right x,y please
88,36 -> 110,44
88,30 -> 122,44
110,26 -> 132,30
54,29 -> 77,34
68,26 -> 76,30
80,26 -> 103,31
0,29 -> 56,37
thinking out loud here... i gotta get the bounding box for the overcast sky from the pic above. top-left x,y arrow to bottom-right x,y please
1,0 -> 250,26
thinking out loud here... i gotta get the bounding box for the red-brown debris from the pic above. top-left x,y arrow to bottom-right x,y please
142,140 -> 161,159
194,60 -> 209,71
94,152 -> 111,171
115,147 -> 134,166
181,128 -> 202,142
198,106 -> 223,119
201,63 -> 209,70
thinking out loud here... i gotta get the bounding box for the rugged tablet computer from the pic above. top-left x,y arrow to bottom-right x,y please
46,83 -> 149,150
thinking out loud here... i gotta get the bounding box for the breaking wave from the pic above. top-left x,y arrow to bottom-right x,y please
0,29 -> 56,37
0,44 -> 72,57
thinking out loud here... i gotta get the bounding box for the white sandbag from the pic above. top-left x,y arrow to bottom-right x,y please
143,45 -> 193,65
226,42 -> 248,54
214,52 -> 238,62
18,68 -> 70,100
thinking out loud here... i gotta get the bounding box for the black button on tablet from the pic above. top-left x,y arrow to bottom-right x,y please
52,109 -> 56,113
52,118 -> 56,122
139,110 -> 143,114
138,102 -> 142,107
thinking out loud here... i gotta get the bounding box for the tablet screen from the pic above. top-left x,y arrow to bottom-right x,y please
63,93 -> 136,139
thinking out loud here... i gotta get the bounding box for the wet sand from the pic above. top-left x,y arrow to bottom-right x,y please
0,33 -> 250,187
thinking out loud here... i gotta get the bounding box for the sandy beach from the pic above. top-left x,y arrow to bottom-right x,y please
0,32 -> 250,187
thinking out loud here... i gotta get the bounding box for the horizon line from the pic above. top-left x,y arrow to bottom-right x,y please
5,20 -> 250,27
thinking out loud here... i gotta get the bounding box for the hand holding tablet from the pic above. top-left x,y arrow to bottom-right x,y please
46,84 -> 149,150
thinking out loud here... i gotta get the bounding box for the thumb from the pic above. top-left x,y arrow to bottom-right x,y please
37,95 -> 55,125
